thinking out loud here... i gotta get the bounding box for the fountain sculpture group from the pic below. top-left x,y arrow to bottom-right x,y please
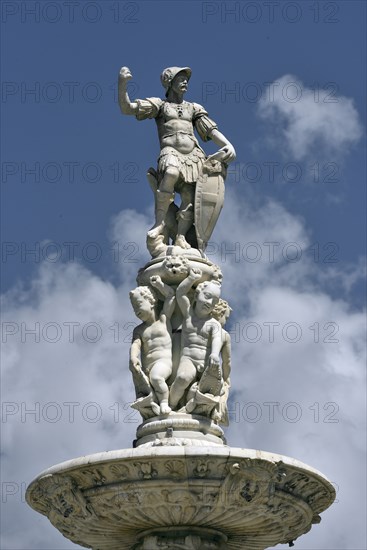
26,66 -> 335,550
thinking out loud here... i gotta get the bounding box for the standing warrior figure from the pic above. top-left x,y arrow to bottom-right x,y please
118,66 -> 236,249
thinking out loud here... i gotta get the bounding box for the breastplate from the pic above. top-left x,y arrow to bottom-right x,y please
162,101 -> 193,122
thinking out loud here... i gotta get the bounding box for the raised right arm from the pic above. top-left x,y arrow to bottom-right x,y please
118,66 -> 138,115
176,268 -> 202,317
150,276 -> 176,320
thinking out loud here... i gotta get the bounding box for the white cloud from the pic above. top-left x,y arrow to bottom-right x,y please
257,74 -> 363,160
1,262 -> 138,548
211,192 -> 366,549
108,207 -> 151,281
1,190 -> 365,549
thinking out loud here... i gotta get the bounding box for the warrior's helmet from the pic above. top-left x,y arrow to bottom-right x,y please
160,67 -> 192,97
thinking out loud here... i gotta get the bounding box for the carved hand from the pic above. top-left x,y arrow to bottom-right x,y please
209,144 -> 236,164
189,267 -> 202,280
130,358 -> 142,372
150,275 -> 163,290
209,354 -> 220,368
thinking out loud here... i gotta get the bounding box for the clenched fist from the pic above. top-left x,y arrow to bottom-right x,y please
119,66 -> 133,81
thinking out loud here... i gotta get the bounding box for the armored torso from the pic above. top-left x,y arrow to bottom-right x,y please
157,101 -> 197,153
135,97 -> 218,152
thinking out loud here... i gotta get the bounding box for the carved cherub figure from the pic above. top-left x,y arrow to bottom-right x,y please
169,268 -> 222,410
185,298 -> 232,422
211,298 -> 232,424
129,276 -> 175,415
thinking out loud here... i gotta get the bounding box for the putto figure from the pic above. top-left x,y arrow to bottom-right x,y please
118,66 -> 236,252
169,268 -> 222,410
129,276 -> 175,416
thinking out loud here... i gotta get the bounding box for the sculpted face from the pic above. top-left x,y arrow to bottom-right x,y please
218,307 -> 231,327
130,290 -> 155,321
171,73 -> 188,95
195,282 -> 221,318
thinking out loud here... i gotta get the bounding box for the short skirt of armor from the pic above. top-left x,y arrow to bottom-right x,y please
158,146 -> 206,184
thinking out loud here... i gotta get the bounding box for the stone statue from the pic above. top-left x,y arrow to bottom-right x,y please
129,276 -> 175,416
120,65 -> 235,426
129,263 -> 232,426
185,298 -> 232,423
118,66 -> 236,254
26,63 -> 337,550
169,268 -> 222,410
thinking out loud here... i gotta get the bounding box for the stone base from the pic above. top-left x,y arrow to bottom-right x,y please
134,526 -> 227,549
134,413 -> 226,447
136,255 -> 222,288
26,447 -> 335,550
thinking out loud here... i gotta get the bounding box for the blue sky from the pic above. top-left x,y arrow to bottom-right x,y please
1,1 -> 366,549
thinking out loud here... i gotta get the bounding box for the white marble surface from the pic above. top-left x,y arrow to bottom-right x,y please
27,446 -> 335,550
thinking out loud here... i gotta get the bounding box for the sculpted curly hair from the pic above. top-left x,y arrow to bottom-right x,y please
129,286 -> 157,306
211,298 -> 232,322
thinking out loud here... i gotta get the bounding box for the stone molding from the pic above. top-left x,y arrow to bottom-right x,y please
26,447 -> 335,550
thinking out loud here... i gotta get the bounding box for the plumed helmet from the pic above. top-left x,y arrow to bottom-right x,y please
160,67 -> 192,90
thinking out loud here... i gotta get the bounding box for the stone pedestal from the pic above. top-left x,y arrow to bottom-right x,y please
135,527 -> 227,549
134,413 -> 226,447
26,443 -> 335,550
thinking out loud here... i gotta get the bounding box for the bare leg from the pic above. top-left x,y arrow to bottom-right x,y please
148,167 -> 179,238
150,364 -> 172,415
169,358 -> 197,409
175,184 -> 195,248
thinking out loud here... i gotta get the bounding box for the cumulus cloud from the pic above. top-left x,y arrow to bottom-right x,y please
1,190 -> 365,549
1,264 -> 135,548
257,74 -> 363,160
210,191 -> 366,549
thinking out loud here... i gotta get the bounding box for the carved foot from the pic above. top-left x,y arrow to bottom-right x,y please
160,402 -> 172,415
146,233 -> 168,259
148,221 -> 166,239
174,235 -> 191,249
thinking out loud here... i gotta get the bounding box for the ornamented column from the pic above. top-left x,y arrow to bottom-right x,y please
26,66 -> 335,549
